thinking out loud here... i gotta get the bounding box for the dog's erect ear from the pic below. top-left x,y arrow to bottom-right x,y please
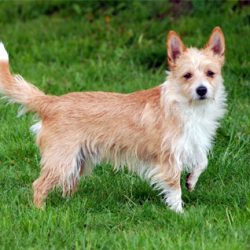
205,27 -> 225,60
167,31 -> 186,68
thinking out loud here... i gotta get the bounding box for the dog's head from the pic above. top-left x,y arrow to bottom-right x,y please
166,27 -> 225,102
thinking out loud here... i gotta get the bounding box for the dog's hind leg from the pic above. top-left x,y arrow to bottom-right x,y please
32,144 -> 90,208
33,168 -> 60,208
62,148 -> 91,197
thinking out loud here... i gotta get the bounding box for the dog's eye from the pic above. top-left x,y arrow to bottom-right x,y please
183,72 -> 192,80
207,70 -> 215,78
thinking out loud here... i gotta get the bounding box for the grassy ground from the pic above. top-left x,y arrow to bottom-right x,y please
0,2 -> 249,249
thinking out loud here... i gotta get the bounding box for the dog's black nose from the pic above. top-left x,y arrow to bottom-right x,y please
196,86 -> 207,97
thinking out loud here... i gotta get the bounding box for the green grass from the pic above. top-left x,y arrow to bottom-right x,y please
0,2 -> 249,249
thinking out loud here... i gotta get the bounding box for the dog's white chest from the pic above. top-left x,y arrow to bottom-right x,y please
175,103 -> 221,170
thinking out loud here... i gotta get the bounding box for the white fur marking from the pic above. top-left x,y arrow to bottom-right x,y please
30,121 -> 42,135
0,42 -> 9,61
165,188 -> 183,213
17,105 -> 27,117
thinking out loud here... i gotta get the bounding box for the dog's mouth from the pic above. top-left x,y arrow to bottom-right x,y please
192,96 -> 207,101
199,96 -> 207,100
191,96 -> 212,104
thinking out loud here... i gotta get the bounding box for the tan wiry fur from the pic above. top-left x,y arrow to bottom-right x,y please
0,27 -> 226,212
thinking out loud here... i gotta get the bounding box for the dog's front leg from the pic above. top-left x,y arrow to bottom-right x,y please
186,156 -> 208,192
150,165 -> 183,213
164,181 -> 183,213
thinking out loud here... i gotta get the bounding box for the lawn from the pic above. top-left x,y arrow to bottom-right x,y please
0,1 -> 249,249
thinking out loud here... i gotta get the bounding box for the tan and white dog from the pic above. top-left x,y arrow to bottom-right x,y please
0,27 -> 226,212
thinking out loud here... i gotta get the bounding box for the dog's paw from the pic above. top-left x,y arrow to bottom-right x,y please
186,173 -> 195,192
170,202 -> 184,213
165,189 -> 184,213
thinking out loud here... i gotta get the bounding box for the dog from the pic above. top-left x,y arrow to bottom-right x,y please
0,27 -> 226,212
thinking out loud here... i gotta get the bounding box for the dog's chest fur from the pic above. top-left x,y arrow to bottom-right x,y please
173,94 -> 226,170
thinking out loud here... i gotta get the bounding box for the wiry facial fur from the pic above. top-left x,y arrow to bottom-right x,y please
0,28 -> 226,213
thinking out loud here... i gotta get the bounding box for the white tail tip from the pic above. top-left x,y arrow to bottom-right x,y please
0,42 -> 9,61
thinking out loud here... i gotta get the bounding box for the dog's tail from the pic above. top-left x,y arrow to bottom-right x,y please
0,42 -> 49,113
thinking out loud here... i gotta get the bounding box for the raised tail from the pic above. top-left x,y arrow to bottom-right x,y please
0,42 -> 47,113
